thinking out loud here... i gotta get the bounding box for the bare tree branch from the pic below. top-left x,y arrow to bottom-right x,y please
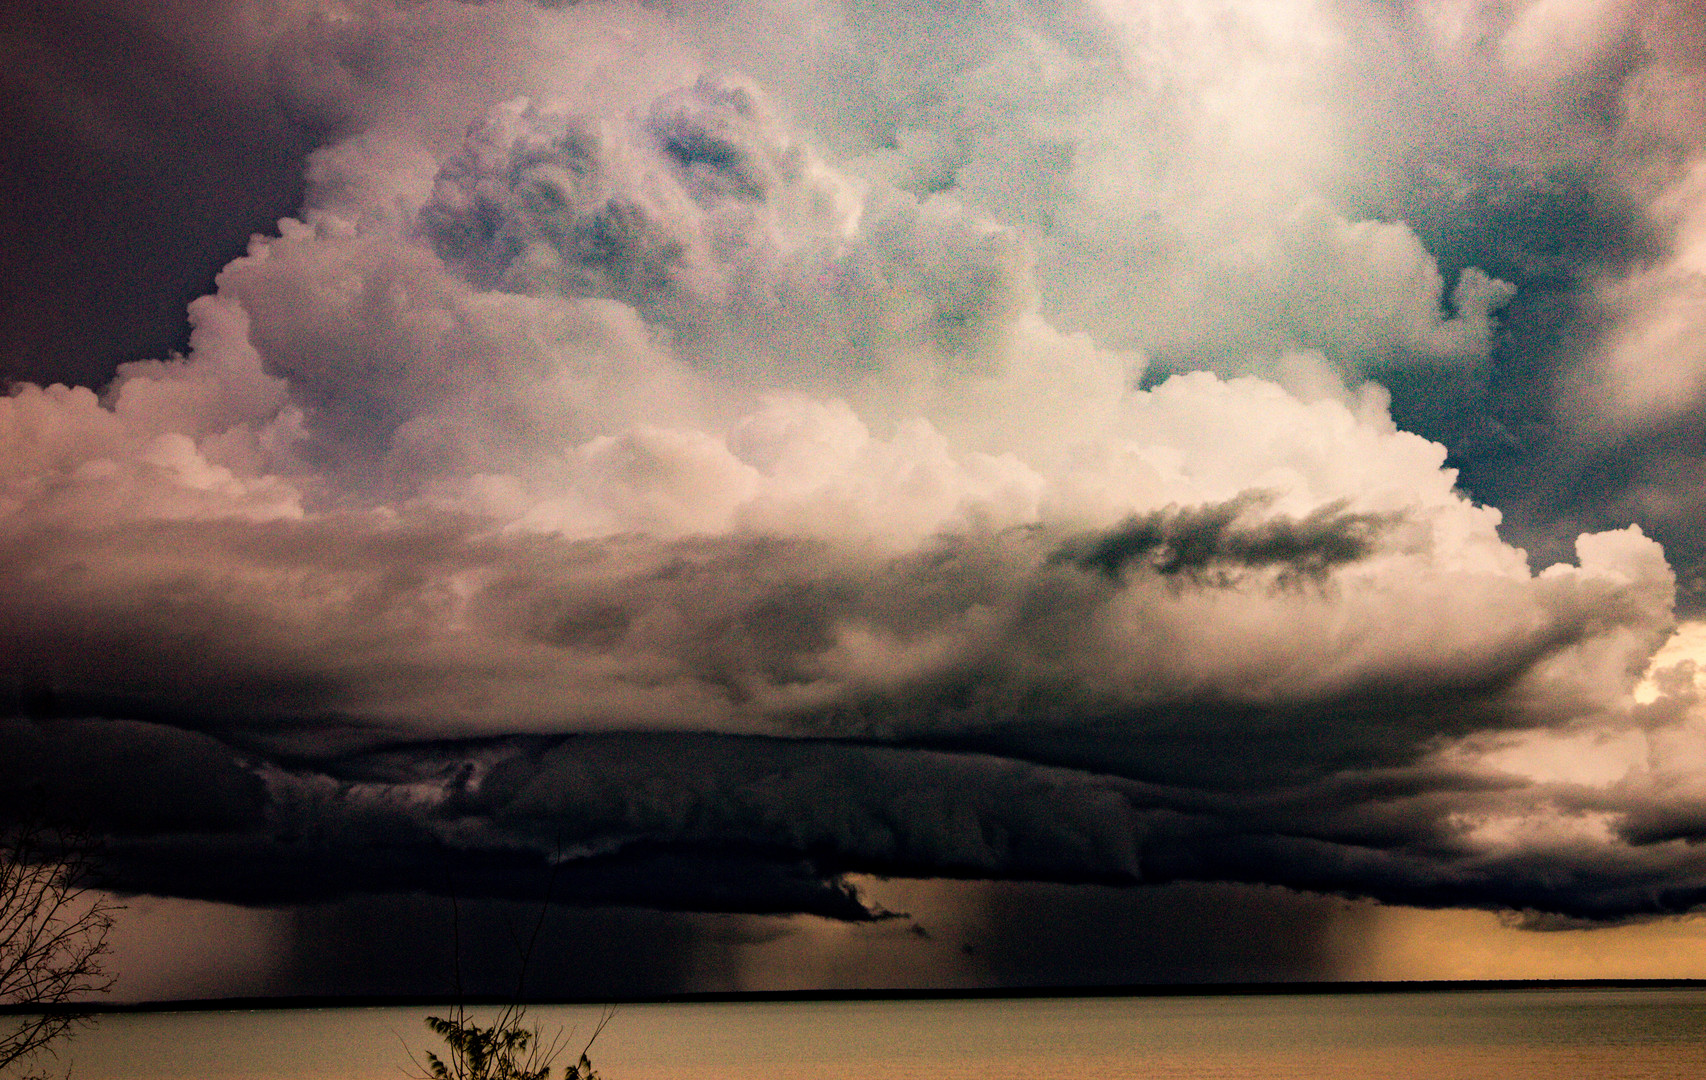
0,814 -> 119,1078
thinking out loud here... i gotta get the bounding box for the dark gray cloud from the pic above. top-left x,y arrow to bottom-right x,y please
183,743 -> 1706,923
8,707 -> 1705,925
0,717 -> 265,834
0,503 -> 1660,762
1051,495 -> 1395,585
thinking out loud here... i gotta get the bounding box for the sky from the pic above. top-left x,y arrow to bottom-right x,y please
7,0 -> 1706,1001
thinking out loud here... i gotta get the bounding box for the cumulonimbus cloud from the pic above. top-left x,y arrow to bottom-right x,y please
4,0 -> 1706,925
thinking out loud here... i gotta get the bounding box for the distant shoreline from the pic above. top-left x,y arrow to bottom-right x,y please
13,979 -> 1706,1015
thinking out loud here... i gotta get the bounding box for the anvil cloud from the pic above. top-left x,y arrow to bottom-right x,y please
7,0 -> 1706,982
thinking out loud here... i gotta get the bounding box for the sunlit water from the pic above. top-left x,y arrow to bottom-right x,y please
54,989 -> 1706,1079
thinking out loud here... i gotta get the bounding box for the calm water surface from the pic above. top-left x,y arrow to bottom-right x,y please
61,989 -> 1706,1080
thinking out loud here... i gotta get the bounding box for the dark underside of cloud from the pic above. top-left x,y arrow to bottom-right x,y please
8,705 -> 1705,927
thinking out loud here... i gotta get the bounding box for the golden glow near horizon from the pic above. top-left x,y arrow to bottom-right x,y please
96,876 -> 1706,1001
738,877 -> 1706,990
1340,906 -> 1706,982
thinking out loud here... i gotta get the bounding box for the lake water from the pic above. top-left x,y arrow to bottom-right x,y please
52,988 -> 1706,1079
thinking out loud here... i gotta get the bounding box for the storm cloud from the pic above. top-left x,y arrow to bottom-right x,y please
8,0 -> 1706,992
